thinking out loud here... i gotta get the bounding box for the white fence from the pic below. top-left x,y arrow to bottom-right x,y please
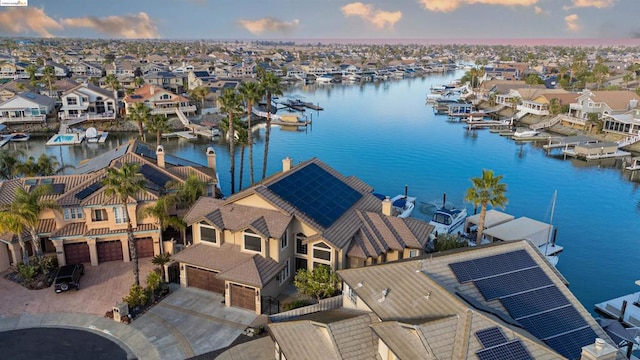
268,294 -> 343,322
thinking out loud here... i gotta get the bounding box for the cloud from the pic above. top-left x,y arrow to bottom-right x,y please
0,7 -> 63,38
563,0 -> 615,9
534,6 -> 543,14
565,14 -> 581,32
341,2 -> 402,29
238,17 -> 300,35
418,0 -> 538,12
62,12 -> 158,39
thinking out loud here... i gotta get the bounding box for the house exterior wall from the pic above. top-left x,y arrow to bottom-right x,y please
0,243 -> 10,272
342,283 -> 373,312
232,194 -> 279,210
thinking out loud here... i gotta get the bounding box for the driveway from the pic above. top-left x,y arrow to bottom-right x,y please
0,259 -> 155,318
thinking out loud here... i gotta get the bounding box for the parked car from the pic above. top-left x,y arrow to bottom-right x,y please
54,264 -> 84,293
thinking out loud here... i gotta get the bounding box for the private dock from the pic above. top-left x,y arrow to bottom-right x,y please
0,134 -> 12,147
562,147 -> 631,161
304,102 -> 323,111
594,291 -> 640,329
512,134 -> 555,142
161,131 -> 198,140
626,157 -> 640,171
466,119 -> 511,130
543,135 -> 599,150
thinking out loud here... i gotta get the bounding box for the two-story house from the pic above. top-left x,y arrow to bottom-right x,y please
172,158 -> 433,314
0,80 -> 34,102
0,92 -> 54,124
566,90 -> 640,131
0,140 -> 221,272
59,83 -> 117,122
123,84 -> 196,116
143,71 -> 186,94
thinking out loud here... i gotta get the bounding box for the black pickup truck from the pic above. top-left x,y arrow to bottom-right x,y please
54,264 -> 84,293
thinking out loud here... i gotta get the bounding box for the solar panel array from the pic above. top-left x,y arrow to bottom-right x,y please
477,341 -> 533,360
476,327 -> 508,348
450,250 -> 598,360
267,163 -> 362,228
140,164 -> 172,187
75,181 -> 102,200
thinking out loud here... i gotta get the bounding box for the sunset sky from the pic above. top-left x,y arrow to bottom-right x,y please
0,0 -> 638,41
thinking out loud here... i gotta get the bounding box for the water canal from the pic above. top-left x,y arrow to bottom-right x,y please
10,70 -> 640,316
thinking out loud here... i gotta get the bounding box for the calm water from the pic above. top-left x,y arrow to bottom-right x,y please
12,71 -> 640,315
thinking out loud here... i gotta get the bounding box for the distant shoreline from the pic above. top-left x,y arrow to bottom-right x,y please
216,38 -> 640,46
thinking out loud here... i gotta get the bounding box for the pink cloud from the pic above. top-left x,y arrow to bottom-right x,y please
418,0 -> 538,12
62,12 -> 159,39
565,14 -> 581,32
564,0 -> 615,9
238,18 -> 300,35
0,7 -> 63,38
341,2 -> 402,29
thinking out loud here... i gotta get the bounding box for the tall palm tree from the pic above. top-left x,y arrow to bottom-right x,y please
219,88 -> 243,194
236,127 -> 248,191
128,102 -> 151,140
151,253 -> 172,282
259,72 -> 283,180
105,73 -> 121,116
138,195 -> 185,255
103,163 -> 146,286
2,185 -> 60,259
238,81 -> 262,185
41,65 -> 56,98
15,154 -> 73,177
0,149 -> 24,180
0,212 -> 29,264
189,86 -> 210,114
465,169 -> 508,244
25,64 -> 38,88
174,171 -> 208,209
144,114 -> 171,147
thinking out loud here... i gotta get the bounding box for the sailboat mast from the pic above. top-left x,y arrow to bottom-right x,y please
547,190 -> 557,246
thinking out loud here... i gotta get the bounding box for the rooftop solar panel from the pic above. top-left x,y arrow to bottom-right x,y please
476,327 -> 508,348
517,305 -> 588,340
476,341 -> 533,360
544,327 -> 597,360
75,181 -> 102,200
474,267 -> 554,301
51,183 -> 66,195
501,286 -> 570,320
449,250 -> 537,283
267,163 -> 362,228
140,164 -> 172,187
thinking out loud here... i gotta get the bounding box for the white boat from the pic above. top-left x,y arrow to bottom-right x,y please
430,207 -> 468,236
316,74 -> 334,84
9,132 -> 30,142
390,194 -> 416,219
513,130 -> 539,138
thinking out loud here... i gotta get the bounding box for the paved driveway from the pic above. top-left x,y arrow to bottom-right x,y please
0,259 -> 155,318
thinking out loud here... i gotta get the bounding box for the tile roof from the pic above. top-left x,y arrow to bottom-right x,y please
50,222 -> 87,239
589,90 -> 640,111
37,218 -> 57,235
123,84 -> 189,104
216,254 -> 285,288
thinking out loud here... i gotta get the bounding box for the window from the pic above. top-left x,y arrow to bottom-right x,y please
348,286 -> 358,305
160,94 -> 170,100
67,97 -> 77,105
312,242 -> 331,262
113,206 -> 126,224
281,230 -> 288,250
200,224 -> 217,244
279,259 -> 290,285
295,233 -> 307,255
92,209 -> 107,222
63,207 -> 83,220
243,230 -> 262,253
409,249 -> 419,258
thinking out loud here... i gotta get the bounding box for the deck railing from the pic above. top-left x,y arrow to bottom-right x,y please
268,294 -> 343,322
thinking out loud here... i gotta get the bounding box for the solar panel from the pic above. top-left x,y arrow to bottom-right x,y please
139,164 -> 172,187
474,267 -> 554,301
476,341 -> 533,360
517,305 -> 588,340
24,179 -> 38,186
40,178 -> 54,184
75,181 -> 102,200
501,286 -> 570,320
544,327 -> 597,360
449,250 -> 537,283
267,163 -> 362,228
51,183 -> 66,195
476,327 -> 508,348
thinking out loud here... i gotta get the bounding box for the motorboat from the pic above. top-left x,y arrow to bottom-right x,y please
430,207 -> 468,236
513,130 -> 539,138
316,74 -> 334,84
390,194 -> 416,219
9,132 -> 30,142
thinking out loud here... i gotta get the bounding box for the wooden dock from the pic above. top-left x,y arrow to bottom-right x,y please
272,120 -> 311,127
304,102 -> 323,111
162,131 -> 198,140
466,119 -> 511,130
0,134 -> 12,147
511,134 -> 555,142
562,148 -> 631,161
543,135 -> 599,149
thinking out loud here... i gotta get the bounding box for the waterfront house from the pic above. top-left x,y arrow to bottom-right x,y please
123,84 -> 196,116
566,90 -> 640,130
172,158 -> 433,314
0,140 -> 220,273
59,83 -> 117,122
0,92 -> 54,124
187,70 -> 216,90
0,61 -> 17,80
284,240 -> 624,360
143,71 -> 187,94
602,108 -> 640,135
0,79 -> 34,102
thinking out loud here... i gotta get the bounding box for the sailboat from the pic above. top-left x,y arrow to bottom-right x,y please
538,190 -> 563,266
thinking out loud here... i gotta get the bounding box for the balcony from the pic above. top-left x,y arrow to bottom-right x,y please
570,104 -> 583,111
151,105 -> 197,115
0,114 -> 46,123
60,112 -> 117,125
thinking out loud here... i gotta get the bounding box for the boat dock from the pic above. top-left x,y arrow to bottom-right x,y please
161,131 -> 198,140
304,102 -> 323,110
626,157 -> 640,171
512,133 -> 555,142
0,134 -> 12,147
466,119 -> 511,130
543,135 -> 599,150
562,148 -> 631,161
594,291 -> 640,329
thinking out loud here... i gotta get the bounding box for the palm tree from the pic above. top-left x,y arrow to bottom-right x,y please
0,212 -> 29,264
144,114 -> 171,147
236,126 -> 248,191
219,88 -> 243,194
238,81 -> 262,185
128,102 -> 151,140
41,65 -> 56,98
0,149 -> 24,180
189,86 -> 210,114
25,64 -> 37,88
464,169 -> 508,244
133,76 -> 145,89
151,253 -> 172,282
103,163 -> 147,286
175,171 -> 208,209
549,98 -> 563,116
259,72 -> 283,180
2,185 -> 60,259
105,73 -> 121,116
623,74 -> 635,90
138,195 -> 185,256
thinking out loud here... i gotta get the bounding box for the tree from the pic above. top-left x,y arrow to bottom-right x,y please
15,154 -> 73,177
549,98 -> 563,116
144,114 -> 171,147
151,253 -> 172,282
236,126 -> 248,191
464,169 -> 508,244
41,65 -> 56,97
259,72 -> 283,180
586,112 -> 603,134
0,212 -> 29,264
139,195 -> 184,257
238,81 -> 262,185
0,149 -> 24,180
105,73 -> 121,116
219,88 -> 243,194
25,64 -> 38,88
175,171 -> 208,208
623,74 -> 635,89
434,233 -> 468,252
128,102 -> 151,140
592,62 -> 609,90
133,76 -> 145,88
103,163 -> 147,286
189,86 -> 210,114
1,185 -> 60,260
293,265 -> 340,302
525,74 -> 542,86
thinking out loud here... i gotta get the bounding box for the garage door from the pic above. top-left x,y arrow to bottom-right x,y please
135,237 -> 154,258
230,284 -> 256,311
186,266 -> 225,293
97,241 -> 123,262
64,243 -> 90,265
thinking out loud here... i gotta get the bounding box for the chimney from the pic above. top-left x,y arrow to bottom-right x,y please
580,338 -> 618,360
282,157 -> 292,172
206,147 -> 216,173
629,99 -> 638,110
382,196 -> 392,216
150,85 -> 155,95
156,145 -> 165,168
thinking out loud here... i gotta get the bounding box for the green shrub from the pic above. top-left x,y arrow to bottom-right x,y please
123,284 -> 148,309
282,299 -> 312,311
17,263 -> 37,283
39,256 -> 58,272
146,271 -> 162,300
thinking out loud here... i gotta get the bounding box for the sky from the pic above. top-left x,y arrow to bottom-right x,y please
0,0 -> 639,42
